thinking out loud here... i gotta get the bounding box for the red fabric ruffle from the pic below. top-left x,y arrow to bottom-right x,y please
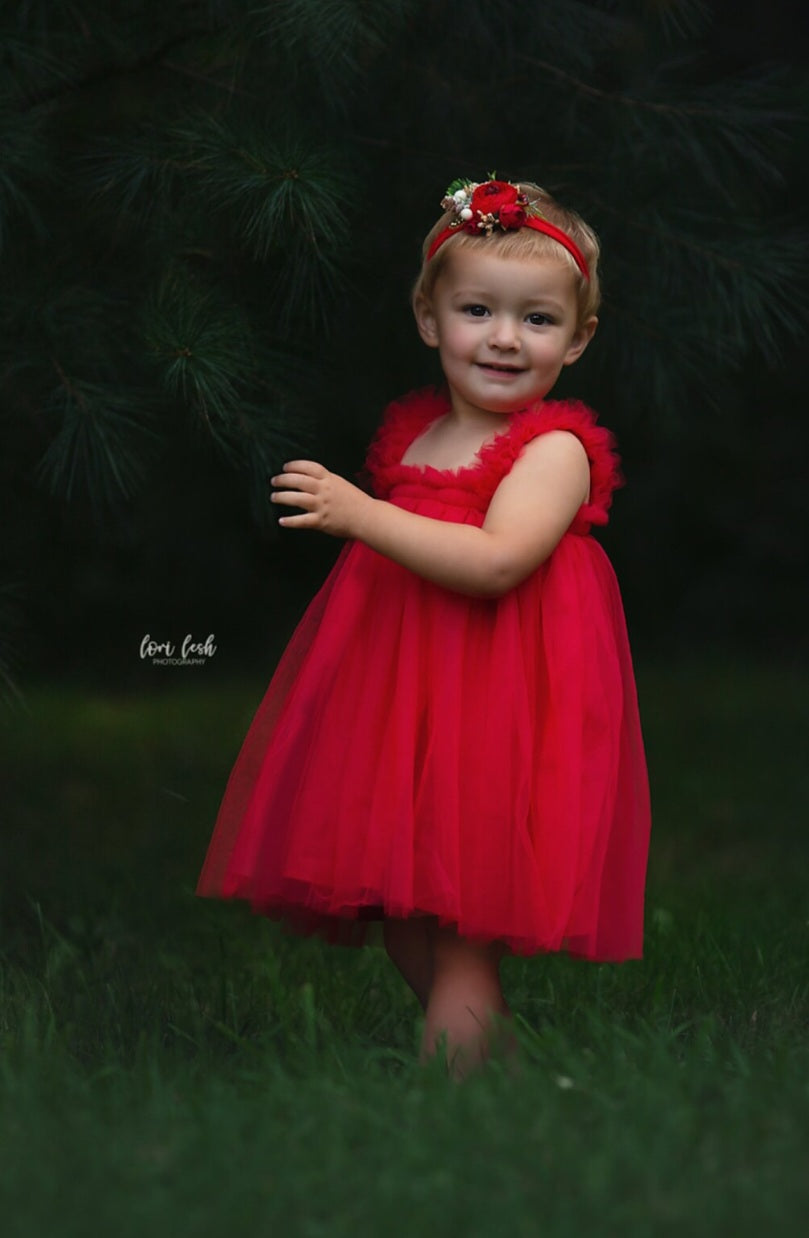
365,386 -> 622,532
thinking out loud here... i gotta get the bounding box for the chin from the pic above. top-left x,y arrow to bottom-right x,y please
488,394 -> 544,414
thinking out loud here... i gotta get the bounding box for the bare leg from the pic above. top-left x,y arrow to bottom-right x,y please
383,915 -> 435,1012
420,922 -> 521,1081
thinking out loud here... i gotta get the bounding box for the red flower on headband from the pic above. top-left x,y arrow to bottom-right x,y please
498,201 -> 527,228
468,180 -> 527,231
470,180 -> 516,213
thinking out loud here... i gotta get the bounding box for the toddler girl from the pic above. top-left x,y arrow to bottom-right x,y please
197,177 -> 651,1081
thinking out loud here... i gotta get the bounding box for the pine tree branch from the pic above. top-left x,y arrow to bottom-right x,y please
160,58 -> 254,98
11,24 -> 226,112
592,194 -> 745,273
515,53 -> 793,123
51,355 -> 85,408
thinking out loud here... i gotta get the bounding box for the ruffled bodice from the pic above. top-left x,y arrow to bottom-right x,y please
364,386 -> 622,532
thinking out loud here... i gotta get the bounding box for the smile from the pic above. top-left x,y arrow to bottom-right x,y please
476,362 -> 525,374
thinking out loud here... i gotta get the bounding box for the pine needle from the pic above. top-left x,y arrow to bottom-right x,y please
35,375 -> 162,516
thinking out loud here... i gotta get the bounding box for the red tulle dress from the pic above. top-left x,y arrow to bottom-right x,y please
197,387 -> 651,960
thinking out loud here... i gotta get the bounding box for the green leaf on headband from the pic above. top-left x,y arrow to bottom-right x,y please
445,178 -> 471,195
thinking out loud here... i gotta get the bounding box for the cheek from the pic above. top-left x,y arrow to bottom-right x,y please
440,323 -> 474,358
531,337 -> 571,367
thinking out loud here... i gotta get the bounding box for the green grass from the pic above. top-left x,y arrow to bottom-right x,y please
1,662 -> 808,1236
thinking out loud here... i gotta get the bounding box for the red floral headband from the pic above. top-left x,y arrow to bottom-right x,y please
427,178 -> 590,281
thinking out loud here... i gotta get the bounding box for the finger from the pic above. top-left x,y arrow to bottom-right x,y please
271,490 -> 317,510
281,460 -> 326,477
270,472 -> 320,493
277,511 -> 320,529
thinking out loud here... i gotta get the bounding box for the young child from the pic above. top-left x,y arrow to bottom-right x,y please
197,177 -> 651,1081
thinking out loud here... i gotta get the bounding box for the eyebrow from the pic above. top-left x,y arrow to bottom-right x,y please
525,300 -> 566,315
451,289 -> 568,314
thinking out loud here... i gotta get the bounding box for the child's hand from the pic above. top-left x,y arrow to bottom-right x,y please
270,461 -> 372,539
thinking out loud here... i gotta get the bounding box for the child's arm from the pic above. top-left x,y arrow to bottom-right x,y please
271,430 -> 590,598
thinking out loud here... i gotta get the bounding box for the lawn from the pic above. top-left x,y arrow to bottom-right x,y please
1,661 -> 807,1236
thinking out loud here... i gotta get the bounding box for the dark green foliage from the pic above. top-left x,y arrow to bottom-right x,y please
0,0 -> 807,686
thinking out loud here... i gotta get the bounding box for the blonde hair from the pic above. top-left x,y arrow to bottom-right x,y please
411,181 -> 601,325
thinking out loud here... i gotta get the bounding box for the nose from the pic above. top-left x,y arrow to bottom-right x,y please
487,314 -> 520,350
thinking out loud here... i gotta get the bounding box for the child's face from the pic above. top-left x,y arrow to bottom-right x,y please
415,248 -> 596,420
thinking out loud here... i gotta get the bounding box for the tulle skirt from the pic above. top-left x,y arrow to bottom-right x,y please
197,498 -> 650,960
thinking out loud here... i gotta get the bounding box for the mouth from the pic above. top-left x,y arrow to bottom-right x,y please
476,362 -> 525,374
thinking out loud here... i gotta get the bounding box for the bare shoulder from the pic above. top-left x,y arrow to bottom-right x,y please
515,429 -> 589,472
502,429 -> 590,495
486,429 -> 591,524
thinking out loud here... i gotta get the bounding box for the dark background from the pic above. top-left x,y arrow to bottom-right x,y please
1,0 -> 808,696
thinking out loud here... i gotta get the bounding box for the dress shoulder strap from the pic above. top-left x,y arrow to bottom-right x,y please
362,387 -> 450,484
497,399 -> 624,531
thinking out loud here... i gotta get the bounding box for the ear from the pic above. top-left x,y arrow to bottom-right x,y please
563,316 -> 598,367
413,294 -> 440,349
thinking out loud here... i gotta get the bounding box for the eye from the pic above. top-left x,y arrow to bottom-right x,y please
462,304 -> 489,317
527,312 -> 553,326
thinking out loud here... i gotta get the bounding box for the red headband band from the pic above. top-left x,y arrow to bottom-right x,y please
426,178 -> 590,281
